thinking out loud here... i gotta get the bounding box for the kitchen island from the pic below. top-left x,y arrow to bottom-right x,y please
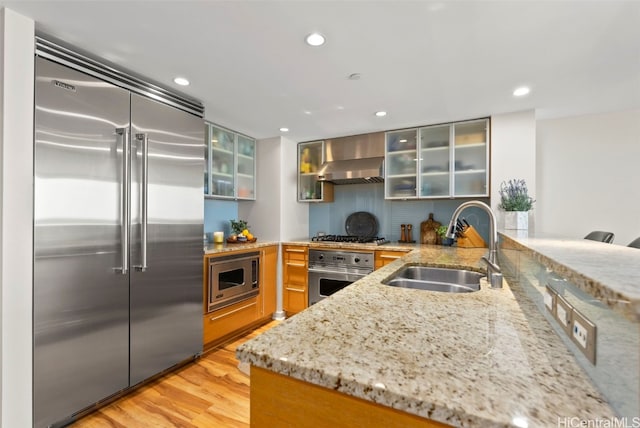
237,244 -> 614,427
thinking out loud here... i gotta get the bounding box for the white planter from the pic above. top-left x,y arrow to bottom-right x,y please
504,211 -> 529,230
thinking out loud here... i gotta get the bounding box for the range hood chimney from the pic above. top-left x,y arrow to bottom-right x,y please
317,132 -> 385,184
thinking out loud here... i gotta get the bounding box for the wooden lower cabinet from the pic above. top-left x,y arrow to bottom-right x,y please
282,245 -> 308,316
259,245 -> 278,318
203,245 -> 277,349
375,249 -> 410,269
250,366 -> 450,428
202,297 -> 259,345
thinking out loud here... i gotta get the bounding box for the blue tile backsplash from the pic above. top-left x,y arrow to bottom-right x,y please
308,183 -> 490,242
204,199 -> 238,236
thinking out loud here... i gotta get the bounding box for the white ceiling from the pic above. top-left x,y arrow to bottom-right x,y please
2,1 -> 640,142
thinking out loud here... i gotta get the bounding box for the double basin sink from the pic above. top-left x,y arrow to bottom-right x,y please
383,266 -> 483,293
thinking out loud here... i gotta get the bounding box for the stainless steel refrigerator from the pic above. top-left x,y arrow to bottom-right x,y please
33,46 -> 204,427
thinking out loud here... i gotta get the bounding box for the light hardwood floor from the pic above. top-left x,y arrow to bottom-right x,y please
71,321 -> 279,428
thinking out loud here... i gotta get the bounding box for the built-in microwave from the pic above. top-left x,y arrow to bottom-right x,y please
208,251 -> 259,312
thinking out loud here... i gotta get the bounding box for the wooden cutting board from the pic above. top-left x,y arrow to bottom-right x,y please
420,213 -> 441,245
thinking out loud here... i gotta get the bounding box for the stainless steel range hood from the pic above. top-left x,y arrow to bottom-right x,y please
317,132 -> 385,184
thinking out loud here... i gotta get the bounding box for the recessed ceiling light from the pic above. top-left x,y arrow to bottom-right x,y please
173,77 -> 190,86
279,127 -> 289,132
513,86 -> 530,97
375,111 -> 387,117
305,32 -> 326,47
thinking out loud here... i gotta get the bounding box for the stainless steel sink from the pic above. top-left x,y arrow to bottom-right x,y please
382,266 -> 483,293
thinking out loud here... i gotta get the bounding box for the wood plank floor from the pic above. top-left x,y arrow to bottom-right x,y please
71,321 -> 279,428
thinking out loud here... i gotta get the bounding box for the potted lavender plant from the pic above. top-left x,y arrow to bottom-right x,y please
498,179 -> 535,229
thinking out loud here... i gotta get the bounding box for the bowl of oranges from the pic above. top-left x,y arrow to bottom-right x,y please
228,220 -> 257,243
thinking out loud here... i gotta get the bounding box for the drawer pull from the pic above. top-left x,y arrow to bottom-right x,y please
380,255 -> 401,259
286,248 -> 306,253
210,301 -> 257,321
286,262 -> 307,267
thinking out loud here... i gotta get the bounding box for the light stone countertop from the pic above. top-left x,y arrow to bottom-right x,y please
500,230 -> 640,322
281,239 -> 421,251
237,245 -> 614,427
203,241 -> 279,255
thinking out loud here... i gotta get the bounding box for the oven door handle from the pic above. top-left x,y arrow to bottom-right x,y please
307,267 -> 370,277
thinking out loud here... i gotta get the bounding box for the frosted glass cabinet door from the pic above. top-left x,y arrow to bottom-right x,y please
205,122 -> 257,200
298,141 -> 331,202
419,124 -> 451,197
385,129 -> 418,199
210,125 -> 235,198
236,135 -> 256,199
453,119 -> 489,197
204,125 -> 209,195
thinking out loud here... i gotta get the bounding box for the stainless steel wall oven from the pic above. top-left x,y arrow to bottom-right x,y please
208,252 -> 259,312
308,249 -> 374,306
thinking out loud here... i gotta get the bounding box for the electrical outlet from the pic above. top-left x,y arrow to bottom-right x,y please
573,319 -> 588,348
544,285 -> 557,315
555,294 -> 573,335
571,309 -> 597,364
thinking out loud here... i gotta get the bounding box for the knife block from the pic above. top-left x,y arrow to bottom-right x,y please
456,225 -> 487,248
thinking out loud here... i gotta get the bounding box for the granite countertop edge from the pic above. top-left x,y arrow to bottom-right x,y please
499,231 -> 640,322
204,241 -> 279,254
237,246 -> 614,427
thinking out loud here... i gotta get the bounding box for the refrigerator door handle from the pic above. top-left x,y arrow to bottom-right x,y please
116,127 -> 130,275
134,133 -> 148,272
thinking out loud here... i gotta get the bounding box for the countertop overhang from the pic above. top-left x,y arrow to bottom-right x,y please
237,244 -> 614,427
500,230 -> 640,322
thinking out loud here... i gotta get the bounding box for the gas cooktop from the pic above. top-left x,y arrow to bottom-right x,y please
311,235 -> 389,245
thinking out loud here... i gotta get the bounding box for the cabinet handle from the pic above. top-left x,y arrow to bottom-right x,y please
210,301 -> 257,321
380,255 -> 402,259
285,287 -> 305,293
286,262 -> 307,267
285,248 -> 306,253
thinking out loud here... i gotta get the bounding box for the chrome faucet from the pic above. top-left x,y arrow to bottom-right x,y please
446,200 -> 503,289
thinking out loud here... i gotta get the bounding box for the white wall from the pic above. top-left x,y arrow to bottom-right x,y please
537,109 -> 640,245
239,136 -> 307,319
279,136 -> 308,241
490,110 -> 537,227
240,137 -> 282,241
0,8 -> 34,428
239,136 -> 308,241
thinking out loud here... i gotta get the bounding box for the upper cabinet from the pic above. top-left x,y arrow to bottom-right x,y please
385,129 -> 419,199
205,122 -> 256,200
451,120 -> 489,197
385,118 -> 489,199
297,141 -> 334,203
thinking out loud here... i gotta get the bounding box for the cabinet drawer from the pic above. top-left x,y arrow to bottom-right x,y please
374,250 -> 409,269
284,286 -> 307,315
203,296 -> 259,345
283,245 -> 308,261
284,262 -> 307,287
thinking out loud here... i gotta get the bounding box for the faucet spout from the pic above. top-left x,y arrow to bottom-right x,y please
446,200 -> 502,288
